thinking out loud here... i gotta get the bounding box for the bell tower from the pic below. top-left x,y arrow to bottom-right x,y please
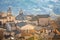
7,7 -> 12,16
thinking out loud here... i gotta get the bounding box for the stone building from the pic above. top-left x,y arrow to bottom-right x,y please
38,14 -> 50,26
30,14 -> 50,26
0,7 -> 15,26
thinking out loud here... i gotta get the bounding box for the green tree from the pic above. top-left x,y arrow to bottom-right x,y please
27,37 -> 34,40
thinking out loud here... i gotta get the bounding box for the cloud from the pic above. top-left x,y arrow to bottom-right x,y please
30,0 -> 50,3
0,0 -> 60,16
48,5 -> 53,8
49,9 -> 59,20
50,0 -> 59,2
32,8 -> 41,11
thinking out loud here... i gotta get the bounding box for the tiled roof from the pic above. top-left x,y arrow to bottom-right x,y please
36,15 -> 50,18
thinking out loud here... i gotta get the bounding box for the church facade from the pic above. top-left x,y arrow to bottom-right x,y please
0,7 -> 15,25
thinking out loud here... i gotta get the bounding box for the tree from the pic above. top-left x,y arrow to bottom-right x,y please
56,17 -> 60,28
27,37 -> 34,40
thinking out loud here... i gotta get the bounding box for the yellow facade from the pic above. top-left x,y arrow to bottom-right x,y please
0,12 -> 15,24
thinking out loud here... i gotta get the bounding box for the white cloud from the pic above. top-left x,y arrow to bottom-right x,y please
50,0 -> 59,2
32,8 -> 41,11
27,5 -> 37,10
0,0 -> 14,4
48,5 -> 53,9
30,0 -> 50,4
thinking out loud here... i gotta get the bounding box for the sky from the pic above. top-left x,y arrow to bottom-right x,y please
0,0 -> 60,16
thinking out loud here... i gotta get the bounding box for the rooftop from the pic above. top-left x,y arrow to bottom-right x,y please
36,14 -> 50,18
